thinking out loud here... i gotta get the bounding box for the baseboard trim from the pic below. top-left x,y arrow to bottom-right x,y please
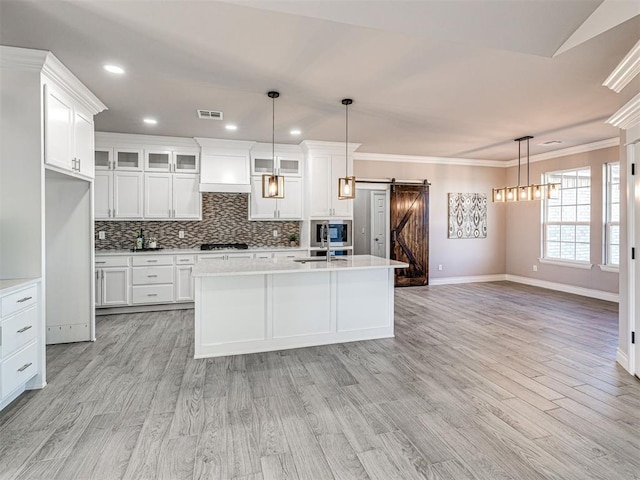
505,275 -> 619,303
96,302 -> 194,316
429,274 -> 507,285
616,348 -> 631,373
428,274 -> 619,303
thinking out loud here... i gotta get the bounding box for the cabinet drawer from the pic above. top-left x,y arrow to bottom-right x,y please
132,285 -> 174,304
132,255 -> 173,266
1,306 -> 38,358
273,250 -> 307,259
1,285 -> 37,318
95,256 -> 130,268
254,252 -> 273,259
1,341 -> 38,398
132,266 -> 173,285
175,255 -> 196,265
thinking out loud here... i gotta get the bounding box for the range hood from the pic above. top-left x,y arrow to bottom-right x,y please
195,138 -> 255,193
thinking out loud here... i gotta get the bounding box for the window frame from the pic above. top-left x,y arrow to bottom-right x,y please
601,161 -> 620,271
540,166 -> 593,269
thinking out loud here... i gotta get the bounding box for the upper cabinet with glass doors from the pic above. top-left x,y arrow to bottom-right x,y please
145,149 -> 199,173
250,144 -> 302,177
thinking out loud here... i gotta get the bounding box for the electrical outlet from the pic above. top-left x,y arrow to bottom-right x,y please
273,229 -> 278,238
98,231 -> 105,240
533,265 -> 538,272
179,230 -> 185,239
438,264 -> 443,271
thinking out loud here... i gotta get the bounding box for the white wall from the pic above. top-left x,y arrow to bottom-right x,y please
354,159 -> 506,279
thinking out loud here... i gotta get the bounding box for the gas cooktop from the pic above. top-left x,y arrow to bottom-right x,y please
200,243 -> 249,251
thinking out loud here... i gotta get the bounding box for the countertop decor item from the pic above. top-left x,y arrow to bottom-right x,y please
337,98 -> 356,200
262,91 -> 285,199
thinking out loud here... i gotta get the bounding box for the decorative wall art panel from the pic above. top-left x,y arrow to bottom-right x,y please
448,193 -> 487,239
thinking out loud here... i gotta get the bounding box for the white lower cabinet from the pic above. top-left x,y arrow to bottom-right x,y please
100,268 -> 130,306
175,265 -> 194,301
1,280 -> 44,411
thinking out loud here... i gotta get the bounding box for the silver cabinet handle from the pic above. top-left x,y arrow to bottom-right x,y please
17,325 -> 33,333
147,275 -> 158,278
147,293 -> 158,297
173,209 -> 176,218
169,209 -> 171,218
78,158 -> 81,171
101,270 -> 104,280
179,259 -> 189,262
96,261 -> 106,264
18,363 -> 32,372
147,260 -> 158,263
17,296 -> 32,303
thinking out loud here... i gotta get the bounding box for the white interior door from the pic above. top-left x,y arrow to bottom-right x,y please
371,191 -> 387,258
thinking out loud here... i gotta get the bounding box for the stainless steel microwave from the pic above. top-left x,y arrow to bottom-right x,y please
310,220 -> 352,247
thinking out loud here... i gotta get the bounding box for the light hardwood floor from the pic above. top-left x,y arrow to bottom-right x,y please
1,281 -> 639,480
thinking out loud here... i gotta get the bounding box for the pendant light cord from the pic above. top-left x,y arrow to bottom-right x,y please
517,140 -> 521,187
526,137 -> 530,186
272,94 -> 275,172
345,101 -> 348,174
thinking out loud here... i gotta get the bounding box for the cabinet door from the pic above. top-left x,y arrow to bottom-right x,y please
74,111 -> 95,178
277,157 -> 302,176
102,267 -> 130,306
114,149 -> 143,171
173,174 -> 201,219
309,155 -> 332,217
175,265 -> 194,301
145,150 -> 172,172
249,176 -> 277,219
330,154 -> 352,217
144,173 -> 172,219
114,172 -> 143,219
95,270 -> 102,306
94,171 -> 113,219
278,177 -> 302,219
95,148 -> 113,171
44,84 -> 73,171
174,151 -> 199,173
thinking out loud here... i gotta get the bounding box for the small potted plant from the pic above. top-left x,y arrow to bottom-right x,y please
147,237 -> 158,249
288,233 -> 298,247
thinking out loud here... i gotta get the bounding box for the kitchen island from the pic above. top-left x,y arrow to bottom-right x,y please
192,255 -> 408,358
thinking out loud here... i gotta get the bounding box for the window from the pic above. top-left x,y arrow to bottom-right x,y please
543,168 -> 591,263
604,162 -> 620,266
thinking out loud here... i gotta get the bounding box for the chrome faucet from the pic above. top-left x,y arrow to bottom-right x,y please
320,220 -> 331,262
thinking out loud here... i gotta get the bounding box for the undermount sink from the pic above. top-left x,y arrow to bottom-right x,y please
293,257 -> 348,263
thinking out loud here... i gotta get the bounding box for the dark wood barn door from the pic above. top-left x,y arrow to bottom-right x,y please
390,182 -> 429,286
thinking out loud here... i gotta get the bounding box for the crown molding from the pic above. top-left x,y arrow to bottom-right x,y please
603,39 -> 640,93
503,138 -> 620,167
96,132 -> 199,149
354,152 -> 504,168
300,140 -> 361,154
195,138 -> 256,151
0,45 -> 47,70
607,92 -> 640,130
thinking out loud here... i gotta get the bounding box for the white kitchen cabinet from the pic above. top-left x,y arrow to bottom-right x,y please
249,176 -> 302,220
145,149 -> 199,173
94,148 -> 113,171
143,173 -> 201,220
173,174 -> 201,219
251,155 -> 302,177
114,172 -> 144,219
44,83 -> 96,179
175,264 -> 194,301
94,171 -> 113,220
114,149 -> 143,171
95,256 -> 131,306
308,154 -> 352,218
144,173 -> 172,219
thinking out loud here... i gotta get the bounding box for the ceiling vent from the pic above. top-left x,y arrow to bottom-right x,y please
197,109 -> 223,120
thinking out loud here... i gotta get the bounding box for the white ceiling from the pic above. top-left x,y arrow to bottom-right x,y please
0,0 -> 638,161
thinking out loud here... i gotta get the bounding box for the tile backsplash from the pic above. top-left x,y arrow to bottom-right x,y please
95,193 -> 300,250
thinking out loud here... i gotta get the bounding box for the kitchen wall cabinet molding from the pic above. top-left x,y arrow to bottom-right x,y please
0,279 -> 45,411
249,176 -> 303,220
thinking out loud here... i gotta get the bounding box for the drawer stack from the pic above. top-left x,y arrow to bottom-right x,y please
0,281 -> 41,409
132,255 -> 174,304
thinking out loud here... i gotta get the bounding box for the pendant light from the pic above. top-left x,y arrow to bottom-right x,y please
492,135 -> 559,202
338,98 -> 356,200
262,91 -> 284,199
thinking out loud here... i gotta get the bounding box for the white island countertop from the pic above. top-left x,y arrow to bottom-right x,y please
192,254 -> 408,277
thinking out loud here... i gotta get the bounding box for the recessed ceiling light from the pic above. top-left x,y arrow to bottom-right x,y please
290,129 -> 301,135
143,118 -> 157,125
103,64 -> 125,74
225,124 -> 237,131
